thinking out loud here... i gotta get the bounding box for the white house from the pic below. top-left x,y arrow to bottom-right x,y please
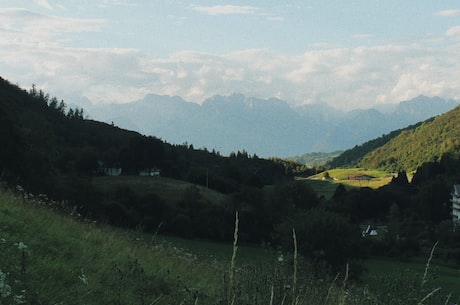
139,168 -> 161,177
451,184 -> 460,227
96,161 -> 122,176
99,167 -> 122,176
361,225 -> 379,237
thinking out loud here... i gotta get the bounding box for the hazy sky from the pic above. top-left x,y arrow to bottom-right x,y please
1,0 -> 460,109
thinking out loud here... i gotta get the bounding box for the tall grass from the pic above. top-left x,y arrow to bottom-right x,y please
1,188 -> 458,305
228,211 -> 238,305
292,228 -> 298,305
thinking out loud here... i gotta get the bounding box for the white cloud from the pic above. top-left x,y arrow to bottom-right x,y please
267,16 -> 284,22
1,7 -> 460,110
352,33 -> 374,39
34,0 -> 53,10
4,43 -> 460,109
130,44 -> 460,109
97,0 -> 138,8
0,8 -> 104,44
190,5 -> 259,16
446,25 -> 460,40
435,9 -> 460,16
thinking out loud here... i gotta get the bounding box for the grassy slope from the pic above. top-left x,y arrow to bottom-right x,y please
0,191 -> 224,304
302,168 -> 394,199
92,175 -> 228,204
1,189 -> 457,304
364,256 -> 460,301
359,105 -> 460,171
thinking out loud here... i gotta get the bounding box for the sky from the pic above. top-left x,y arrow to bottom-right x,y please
1,0 -> 460,110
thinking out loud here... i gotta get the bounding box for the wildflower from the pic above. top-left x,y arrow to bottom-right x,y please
16,242 -> 27,250
78,272 -> 88,285
277,254 -> 284,262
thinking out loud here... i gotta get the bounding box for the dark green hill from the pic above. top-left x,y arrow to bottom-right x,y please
0,76 -> 294,240
0,76 -> 290,194
358,105 -> 460,172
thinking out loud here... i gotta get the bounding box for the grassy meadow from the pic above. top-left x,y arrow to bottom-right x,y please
1,188 -> 458,305
92,175 -> 228,205
302,168 -> 395,199
363,257 -> 460,300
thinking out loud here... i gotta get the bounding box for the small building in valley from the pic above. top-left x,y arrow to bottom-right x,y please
139,168 -> 161,177
96,161 -> 122,176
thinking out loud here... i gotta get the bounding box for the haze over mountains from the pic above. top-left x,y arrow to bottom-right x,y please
85,94 -> 459,158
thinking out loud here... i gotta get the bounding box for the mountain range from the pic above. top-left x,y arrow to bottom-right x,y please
85,94 -> 458,158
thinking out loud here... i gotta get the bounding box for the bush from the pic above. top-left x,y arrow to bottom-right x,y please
276,208 -> 363,273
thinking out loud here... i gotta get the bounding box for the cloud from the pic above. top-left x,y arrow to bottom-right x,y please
446,25 -> 460,40
352,33 -> 374,39
0,8 -> 104,38
34,0 -> 53,10
97,0 -> 138,8
190,5 -> 259,16
130,44 -> 460,109
435,9 -> 460,16
267,16 -> 284,22
1,7 -> 460,110
4,42 -> 460,109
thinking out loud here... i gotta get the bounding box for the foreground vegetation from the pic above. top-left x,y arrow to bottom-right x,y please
1,189 -> 458,305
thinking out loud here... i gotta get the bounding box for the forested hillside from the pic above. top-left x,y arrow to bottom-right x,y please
328,104 -> 460,173
327,120 -> 429,168
0,77 -> 300,194
358,105 -> 460,172
0,76 -> 315,240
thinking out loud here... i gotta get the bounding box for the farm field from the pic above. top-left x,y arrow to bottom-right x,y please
302,168 -> 395,199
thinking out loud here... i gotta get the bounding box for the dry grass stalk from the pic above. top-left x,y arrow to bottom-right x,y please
418,287 -> 441,305
421,241 -> 438,289
338,263 -> 349,305
269,284 -> 274,305
324,273 -> 340,305
291,228 -> 298,305
443,292 -> 452,305
228,211 -> 239,305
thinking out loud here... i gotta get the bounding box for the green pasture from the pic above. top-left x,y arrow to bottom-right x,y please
152,234 -> 276,264
301,168 -> 394,199
1,189 -> 458,304
92,175 -> 228,204
363,257 -> 460,301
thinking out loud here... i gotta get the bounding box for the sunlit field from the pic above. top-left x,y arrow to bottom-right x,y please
301,168 -> 395,199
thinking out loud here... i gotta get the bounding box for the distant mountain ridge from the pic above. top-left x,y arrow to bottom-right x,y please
86,94 -> 459,157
